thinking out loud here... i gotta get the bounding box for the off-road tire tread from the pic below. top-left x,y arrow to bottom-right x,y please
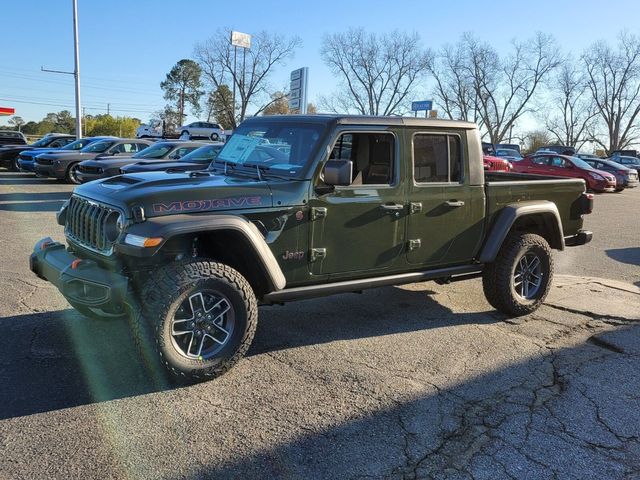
482,233 -> 553,316
132,259 -> 257,382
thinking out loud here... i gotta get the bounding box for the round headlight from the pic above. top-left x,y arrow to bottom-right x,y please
104,211 -> 124,242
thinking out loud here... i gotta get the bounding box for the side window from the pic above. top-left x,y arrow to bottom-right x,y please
413,133 -> 462,183
550,156 -> 565,167
49,139 -> 64,147
174,147 -> 192,157
135,143 -> 149,152
531,156 -> 547,165
328,132 -> 394,186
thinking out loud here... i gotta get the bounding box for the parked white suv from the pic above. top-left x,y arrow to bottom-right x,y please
136,122 -> 163,138
179,122 -> 225,141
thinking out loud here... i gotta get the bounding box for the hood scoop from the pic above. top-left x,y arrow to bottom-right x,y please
100,175 -> 143,190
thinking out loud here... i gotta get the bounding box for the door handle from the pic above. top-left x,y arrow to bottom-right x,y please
379,203 -> 404,216
444,200 -> 465,208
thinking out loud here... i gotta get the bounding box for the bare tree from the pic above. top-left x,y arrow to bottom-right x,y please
544,60 -> 598,150
582,32 -> 640,153
8,116 -> 25,132
427,43 -> 482,126
320,29 -> 430,115
458,32 -> 560,144
194,29 -> 301,128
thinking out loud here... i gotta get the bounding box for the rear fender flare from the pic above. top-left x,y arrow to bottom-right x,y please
478,201 -> 564,263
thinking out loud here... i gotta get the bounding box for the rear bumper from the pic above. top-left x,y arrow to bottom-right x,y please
30,237 -> 128,310
564,230 -> 593,247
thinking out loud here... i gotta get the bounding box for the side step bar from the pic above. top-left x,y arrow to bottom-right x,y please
263,264 -> 484,304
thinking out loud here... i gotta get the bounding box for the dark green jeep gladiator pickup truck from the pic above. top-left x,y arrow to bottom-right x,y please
30,115 -> 593,381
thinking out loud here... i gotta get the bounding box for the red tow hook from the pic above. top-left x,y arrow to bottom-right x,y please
71,259 -> 83,270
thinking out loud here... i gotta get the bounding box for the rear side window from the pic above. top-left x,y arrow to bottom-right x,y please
413,134 -> 462,183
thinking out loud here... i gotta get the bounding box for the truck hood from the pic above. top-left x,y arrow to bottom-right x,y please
72,171 -> 275,218
123,161 -> 207,173
79,158 -> 137,169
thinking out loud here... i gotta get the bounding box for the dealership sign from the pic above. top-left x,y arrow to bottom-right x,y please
0,107 -> 15,116
289,67 -> 309,114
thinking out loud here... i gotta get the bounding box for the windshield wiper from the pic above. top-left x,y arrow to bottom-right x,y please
242,162 -> 293,180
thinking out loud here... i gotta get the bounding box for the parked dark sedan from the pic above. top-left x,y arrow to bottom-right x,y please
17,136 -> 114,173
76,140 -> 205,183
0,133 -> 75,171
34,138 -> 152,184
583,158 -> 638,190
612,155 -> 640,174
0,130 -> 27,146
120,142 -> 224,174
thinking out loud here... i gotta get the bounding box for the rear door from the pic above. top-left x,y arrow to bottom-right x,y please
405,129 -> 485,266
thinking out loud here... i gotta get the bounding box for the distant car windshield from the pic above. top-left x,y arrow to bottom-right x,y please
134,143 -> 173,159
570,157 -> 595,170
496,149 -> 521,158
618,156 -> 640,165
180,144 -> 223,163
215,122 -> 324,177
31,137 -> 57,147
82,140 -> 114,153
61,139 -> 90,150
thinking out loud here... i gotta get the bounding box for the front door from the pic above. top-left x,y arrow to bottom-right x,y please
308,129 -> 406,277
405,130 -> 485,266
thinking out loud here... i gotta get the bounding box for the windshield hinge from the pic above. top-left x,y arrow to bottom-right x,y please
311,207 -> 327,221
408,239 -> 422,251
410,202 -> 422,214
310,248 -> 326,262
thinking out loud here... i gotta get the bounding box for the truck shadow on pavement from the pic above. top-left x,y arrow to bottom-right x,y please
0,287 -> 501,420
0,201 -> 69,212
186,324 -> 640,480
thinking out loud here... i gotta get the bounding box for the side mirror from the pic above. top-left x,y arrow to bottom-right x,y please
323,159 -> 353,186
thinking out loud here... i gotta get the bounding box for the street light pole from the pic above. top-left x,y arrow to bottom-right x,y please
72,0 -> 82,138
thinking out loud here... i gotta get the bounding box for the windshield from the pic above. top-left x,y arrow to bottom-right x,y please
31,137 -> 56,147
496,149 -> 521,158
570,157 -> 595,170
61,139 -> 89,150
180,144 -> 222,163
82,140 -> 114,153
134,143 -> 173,159
215,122 -> 324,178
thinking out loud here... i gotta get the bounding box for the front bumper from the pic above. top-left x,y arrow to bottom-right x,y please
564,230 -> 593,247
30,237 -> 128,310
17,159 -> 36,172
34,163 -> 65,179
76,171 -> 109,183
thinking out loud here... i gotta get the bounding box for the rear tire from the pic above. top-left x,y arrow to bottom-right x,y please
181,130 -> 190,139
482,233 -> 553,316
133,259 -> 258,382
210,133 -> 219,141
10,156 -> 19,172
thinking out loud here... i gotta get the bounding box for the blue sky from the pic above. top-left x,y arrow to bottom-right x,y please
1,0 -> 639,127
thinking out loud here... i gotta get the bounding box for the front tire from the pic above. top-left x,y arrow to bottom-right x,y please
66,162 -> 81,184
10,156 -> 20,172
135,260 -> 257,382
210,133 -> 219,141
482,233 -> 553,316
181,130 -> 190,139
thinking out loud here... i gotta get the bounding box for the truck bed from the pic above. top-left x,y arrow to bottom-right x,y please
484,172 -> 587,239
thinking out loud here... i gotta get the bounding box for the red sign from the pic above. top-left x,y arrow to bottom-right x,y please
0,107 -> 15,116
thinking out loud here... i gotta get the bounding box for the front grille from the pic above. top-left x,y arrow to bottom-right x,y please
36,157 -> 53,165
78,165 -> 103,174
65,196 -> 121,255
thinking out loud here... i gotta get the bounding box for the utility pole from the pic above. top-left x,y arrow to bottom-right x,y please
41,0 -> 82,138
107,103 -> 110,115
71,0 -> 81,137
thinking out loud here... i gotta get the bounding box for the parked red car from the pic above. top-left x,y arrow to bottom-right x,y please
483,155 -> 512,172
511,153 -> 617,192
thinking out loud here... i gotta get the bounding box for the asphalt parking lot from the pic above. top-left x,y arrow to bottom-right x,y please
0,171 -> 639,480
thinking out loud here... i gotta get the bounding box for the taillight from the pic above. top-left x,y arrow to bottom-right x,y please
583,193 -> 594,214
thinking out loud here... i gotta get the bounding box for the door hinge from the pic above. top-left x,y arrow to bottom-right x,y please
310,248 -> 327,261
410,202 -> 422,214
408,239 -> 421,251
311,207 -> 327,221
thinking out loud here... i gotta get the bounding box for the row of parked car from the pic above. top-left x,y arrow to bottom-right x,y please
0,132 -> 223,184
482,143 -> 640,193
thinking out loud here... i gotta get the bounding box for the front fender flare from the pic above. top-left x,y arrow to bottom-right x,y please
478,201 -> 564,263
116,214 -> 286,291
